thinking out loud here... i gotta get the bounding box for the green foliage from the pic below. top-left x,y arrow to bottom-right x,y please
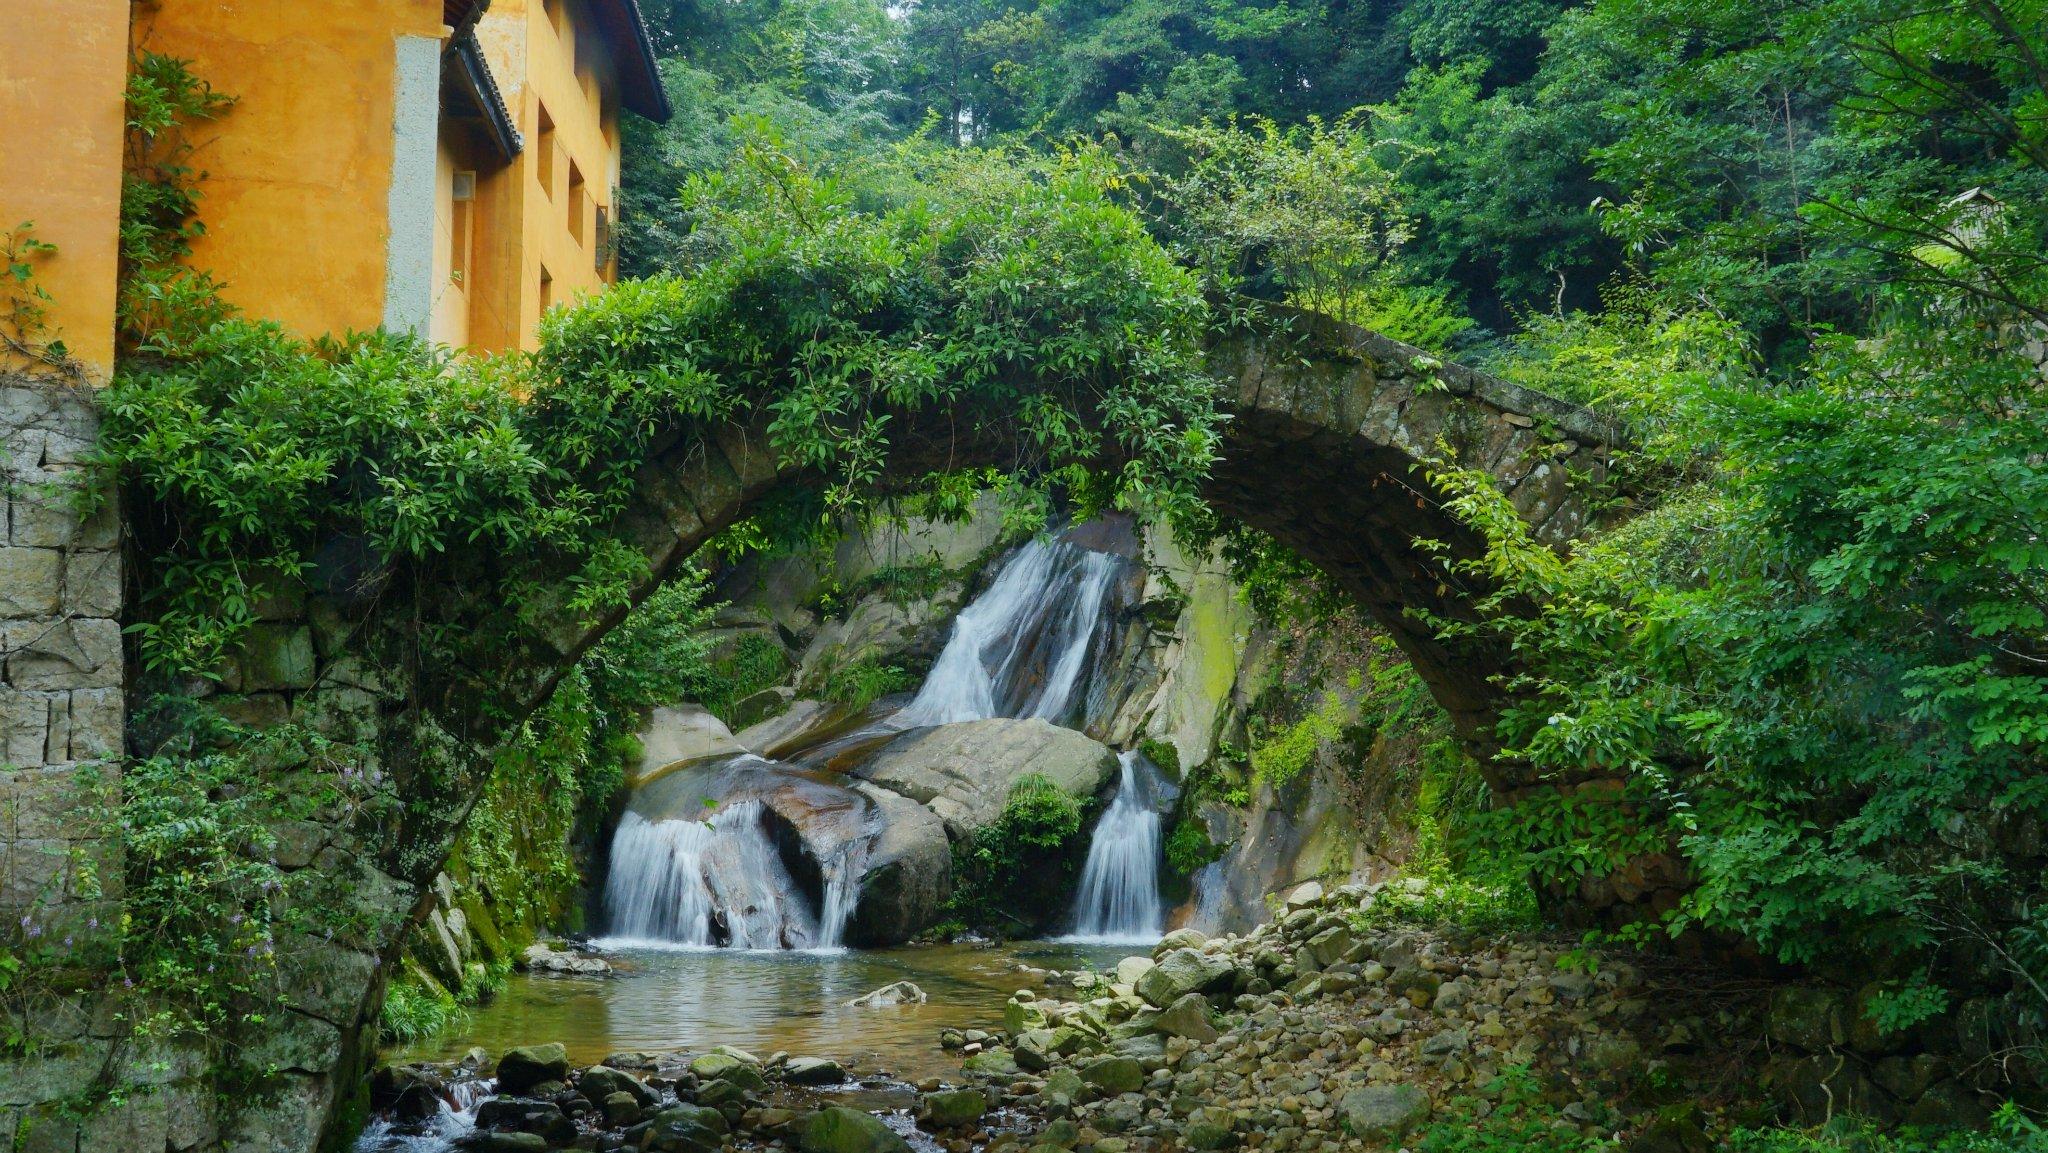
1163,816 -> 1223,877
817,659 -> 916,711
699,633 -> 791,724
1724,1107 -> 2048,1153
119,51 -> 235,350
1249,689 -> 1349,787
1146,113 -> 1411,327
1,221 -> 77,373
91,703 -> 383,1047
581,574 -> 722,718
1419,283 -> 2048,1001
378,975 -> 465,1046
947,773 -> 1087,932
1415,1065 -> 1615,1152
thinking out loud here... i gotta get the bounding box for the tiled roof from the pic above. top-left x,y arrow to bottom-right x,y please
587,0 -> 672,123
445,30 -> 523,161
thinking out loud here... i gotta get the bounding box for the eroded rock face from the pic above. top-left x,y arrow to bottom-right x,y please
854,718 -> 1119,839
632,706 -> 745,787
846,783 -> 951,947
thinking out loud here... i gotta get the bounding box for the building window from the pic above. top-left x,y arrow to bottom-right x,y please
567,161 -> 586,246
535,103 -> 555,199
594,203 -> 612,278
450,170 -> 475,285
543,0 -> 564,37
540,264 -> 554,315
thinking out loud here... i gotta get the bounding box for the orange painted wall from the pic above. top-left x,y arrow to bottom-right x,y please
0,0 -> 131,383
472,0 -> 623,352
131,0 -> 446,341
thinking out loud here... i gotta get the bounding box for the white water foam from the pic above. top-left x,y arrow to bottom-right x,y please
1060,750 -> 1172,945
897,537 -> 1124,727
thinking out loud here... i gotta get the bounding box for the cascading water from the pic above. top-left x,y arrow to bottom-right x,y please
1062,751 -> 1174,944
601,531 -> 1132,951
602,797 -> 858,950
897,537 -> 1125,727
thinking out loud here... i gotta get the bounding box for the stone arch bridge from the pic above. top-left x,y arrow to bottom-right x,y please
0,306 -> 1624,1151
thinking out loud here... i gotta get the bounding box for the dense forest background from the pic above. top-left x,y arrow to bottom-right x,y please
607,0 -> 2048,1045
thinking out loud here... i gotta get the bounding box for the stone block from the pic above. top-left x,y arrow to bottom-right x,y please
13,766 -> 90,840
60,548 -> 120,617
60,688 -> 120,761
1,688 -> 50,766
4,617 -> 122,691
1,839 -> 69,907
0,547 -> 62,616
7,483 -> 118,549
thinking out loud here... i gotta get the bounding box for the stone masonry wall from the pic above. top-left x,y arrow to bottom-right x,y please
0,375 -> 122,937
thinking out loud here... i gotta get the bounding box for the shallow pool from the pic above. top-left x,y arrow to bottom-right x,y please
391,939 -> 1138,1080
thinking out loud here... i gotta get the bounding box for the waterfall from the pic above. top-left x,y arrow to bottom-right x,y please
600,530 -> 1130,952
603,801 -> 850,950
1063,751 -> 1171,944
896,537 -> 1125,728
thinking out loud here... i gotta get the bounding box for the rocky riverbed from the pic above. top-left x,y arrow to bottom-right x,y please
364,881 -> 2001,1153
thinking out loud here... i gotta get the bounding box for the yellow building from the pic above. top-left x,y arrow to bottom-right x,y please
0,0 -> 670,379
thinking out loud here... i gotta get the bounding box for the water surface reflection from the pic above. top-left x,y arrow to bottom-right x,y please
392,940 -> 1132,1080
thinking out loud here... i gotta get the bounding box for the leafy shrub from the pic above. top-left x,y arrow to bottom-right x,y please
378,976 -> 466,1046
1164,817 -> 1223,877
1249,689 -> 1350,787
1417,1065 -> 1614,1152
1724,1108 -> 2048,1153
699,633 -> 791,724
948,774 -> 1087,932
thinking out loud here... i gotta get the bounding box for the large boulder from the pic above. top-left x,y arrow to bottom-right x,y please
494,1043 -> 568,1094
847,783 -> 953,946
1340,1085 -> 1431,1140
1134,948 -> 1235,1008
853,718 -> 1118,838
801,1106 -> 911,1153
632,706 -> 744,787
918,1088 -> 988,1129
1152,992 -> 1218,1042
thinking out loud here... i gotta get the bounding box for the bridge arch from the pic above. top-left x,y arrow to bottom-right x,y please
11,308 -> 1621,1151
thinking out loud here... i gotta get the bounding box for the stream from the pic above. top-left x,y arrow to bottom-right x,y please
389,940 -> 1132,1081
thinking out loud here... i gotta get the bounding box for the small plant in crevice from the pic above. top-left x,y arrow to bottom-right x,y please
817,658 -> 917,711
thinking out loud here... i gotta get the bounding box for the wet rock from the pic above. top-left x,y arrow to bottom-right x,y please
690,1051 -> 767,1091
1339,1084 -> 1431,1140
495,1044 -> 570,1095
645,1104 -> 730,1153
848,784 -> 953,946
1078,1056 -> 1145,1095
854,718 -> 1118,839
800,1105 -> 912,1153
519,942 -> 610,976
1767,987 -> 1845,1052
919,1088 -> 989,1129
848,980 -> 927,1008
602,1090 -> 642,1126
964,1048 -> 1020,1078
1154,928 -> 1210,956
785,1056 -> 847,1085
632,705 -> 746,787
1114,956 -> 1155,987
579,1065 -> 656,1107
473,1134 -> 547,1153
